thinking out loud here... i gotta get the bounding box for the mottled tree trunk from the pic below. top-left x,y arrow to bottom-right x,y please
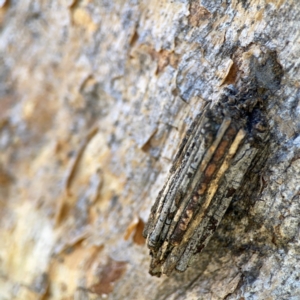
0,0 -> 299,299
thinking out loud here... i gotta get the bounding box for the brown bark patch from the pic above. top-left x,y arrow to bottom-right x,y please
89,258 -> 127,295
221,61 -> 239,85
154,49 -> 180,74
124,216 -> 145,245
189,2 -> 211,27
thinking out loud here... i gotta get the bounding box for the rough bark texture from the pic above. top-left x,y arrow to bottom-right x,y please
0,0 -> 299,299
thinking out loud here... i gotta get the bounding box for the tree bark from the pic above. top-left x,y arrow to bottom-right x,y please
0,0 -> 299,299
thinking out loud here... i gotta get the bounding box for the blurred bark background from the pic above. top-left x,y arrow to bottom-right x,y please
0,0 -> 299,299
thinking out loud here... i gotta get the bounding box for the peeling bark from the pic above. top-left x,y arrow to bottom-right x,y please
0,1 -> 299,299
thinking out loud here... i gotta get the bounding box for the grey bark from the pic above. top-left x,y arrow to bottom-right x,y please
0,0 -> 299,299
